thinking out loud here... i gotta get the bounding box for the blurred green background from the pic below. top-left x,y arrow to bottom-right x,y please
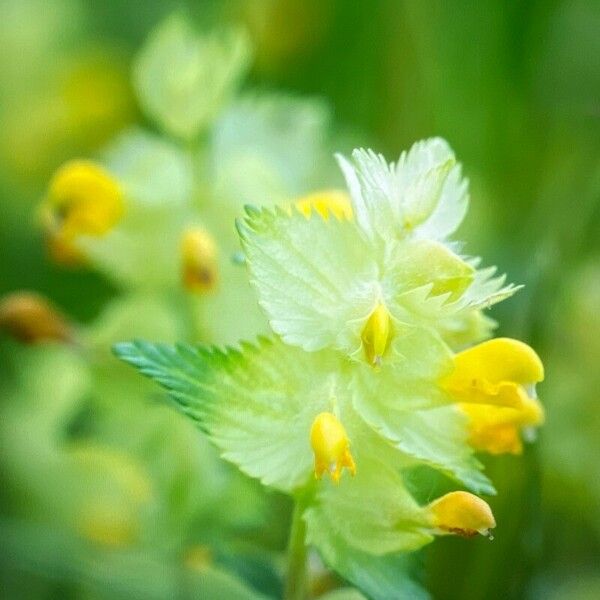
1,1 -> 599,599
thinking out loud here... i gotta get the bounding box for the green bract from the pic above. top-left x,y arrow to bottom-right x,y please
238,138 -> 520,358
133,15 -> 251,140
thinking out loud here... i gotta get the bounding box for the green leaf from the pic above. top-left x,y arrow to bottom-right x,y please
315,546 -> 429,600
114,338 -> 341,492
133,14 -> 251,140
337,139 -> 467,242
305,459 -> 431,599
238,206 -> 379,354
305,457 -> 432,556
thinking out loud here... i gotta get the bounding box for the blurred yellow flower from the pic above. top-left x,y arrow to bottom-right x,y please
42,160 -> 124,264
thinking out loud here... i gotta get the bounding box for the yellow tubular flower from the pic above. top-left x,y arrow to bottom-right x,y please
426,491 -> 496,538
361,302 -> 392,367
441,338 -> 545,454
295,189 -> 353,220
180,228 -> 219,293
310,412 -> 356,483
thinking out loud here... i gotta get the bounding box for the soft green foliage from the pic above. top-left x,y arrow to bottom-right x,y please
239,138 -> 519,358
134,15 -> 251,140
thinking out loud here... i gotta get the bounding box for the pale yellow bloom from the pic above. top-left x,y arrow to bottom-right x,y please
310,412 -> 356,483
180,228 -> 219,293
427,491 -> 496,538
295,189 -> 353,221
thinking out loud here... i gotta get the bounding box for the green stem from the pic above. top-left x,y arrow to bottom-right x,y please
284,498 -> 308,600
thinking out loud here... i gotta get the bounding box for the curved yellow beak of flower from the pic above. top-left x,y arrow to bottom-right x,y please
361,302 -> 392,366
441,338 -> 545,454
426,491 -> 496,538
180,228 -> 219,293
295,190 -> 353,221
310,412 -> 356,483
42,160 -> 124,263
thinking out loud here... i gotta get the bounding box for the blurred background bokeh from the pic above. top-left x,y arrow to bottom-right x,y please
1,1 -> 599,599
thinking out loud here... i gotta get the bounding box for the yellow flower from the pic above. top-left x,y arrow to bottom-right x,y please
441,338 -> 544,454
180,228 -> 219,293
361,302 -> 392,367
295,190 -> 353,221
42,160 -> 124,263
426,491 -> 496,538
310,412 -> 356,483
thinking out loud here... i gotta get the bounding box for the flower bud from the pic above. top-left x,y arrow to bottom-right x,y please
180,228 -> 219,293
310,412 -> 356,483
0,292 -> 73,344
361,302 -> 392,366
427,491 -> 496,538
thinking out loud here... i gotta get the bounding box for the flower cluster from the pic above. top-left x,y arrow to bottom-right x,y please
117,138 -> 545,598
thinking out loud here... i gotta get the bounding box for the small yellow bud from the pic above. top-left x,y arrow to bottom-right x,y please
361,302 -> 392,366
0,292 -> 73,344
180,228 -> 219,293
427,491 -> 496,538
295,190 -> 353,221
310,412 -> 356,483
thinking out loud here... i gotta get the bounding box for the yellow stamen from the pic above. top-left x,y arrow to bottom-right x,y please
180,228 -> 219,293
361,302 -> 392,366
310,412 -> 356,483
427,491 -> 496,538
295,190 -> 353,221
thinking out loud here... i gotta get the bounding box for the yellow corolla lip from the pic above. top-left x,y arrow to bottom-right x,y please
45,159 -> 124,239
426,491 -> 496,538
441,338 -> 544,408
310,412 -> 356,483
361,302 -> 392,367
295,189 -> 353,221
180,228 -> 219,293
